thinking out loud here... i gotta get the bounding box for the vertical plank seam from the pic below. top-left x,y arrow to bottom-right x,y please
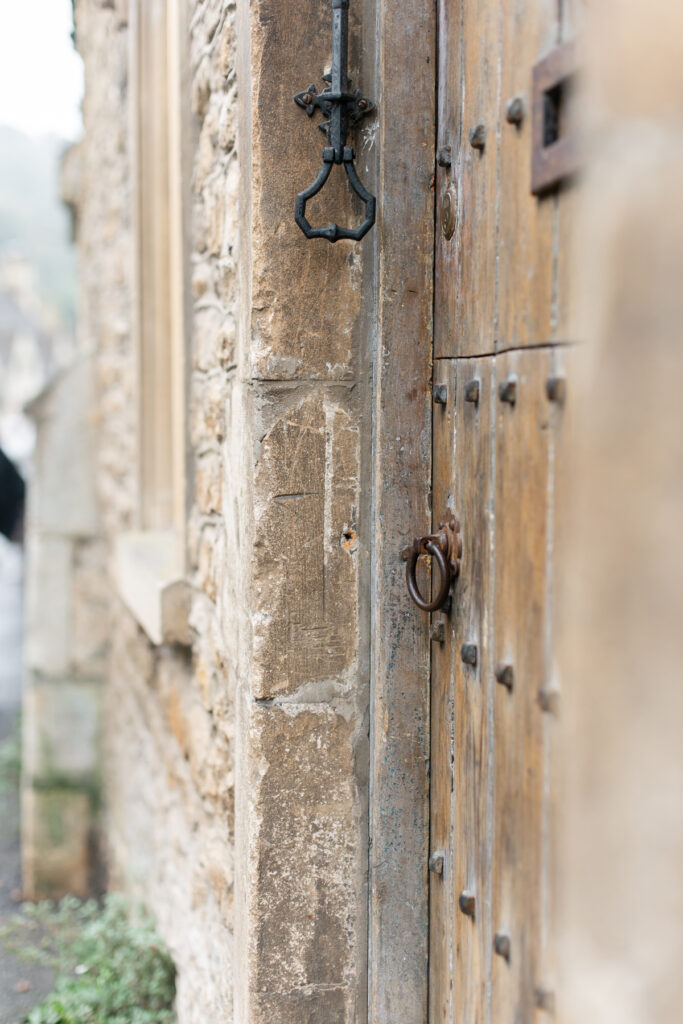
485,354 -> 497,1024
447,363 -> 456,1024
493,0 -> 503,352
428,5 -> 442,1021
455,0 -> 465,344
541,350 -> 557,989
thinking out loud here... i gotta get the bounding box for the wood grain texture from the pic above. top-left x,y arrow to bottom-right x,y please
449,358 -> 495,1023
435,0 -> 501,358
433,0 -> 462,359
539,342 -> 571,1010
498,0 -> 557,346
554,0 -> 582,343
490,349 -> 551,1023
368,0 -> 436,1019
416,0 -> 579,1016
429,361 -> 456,1024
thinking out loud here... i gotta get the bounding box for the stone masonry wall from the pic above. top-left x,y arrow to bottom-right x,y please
73,1 -> 239,1020
73,0 -> 371,1020
22,354 -> 106,900
233,0 -> 372,1018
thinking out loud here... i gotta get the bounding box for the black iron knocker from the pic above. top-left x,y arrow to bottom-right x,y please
294,0 -> 376,242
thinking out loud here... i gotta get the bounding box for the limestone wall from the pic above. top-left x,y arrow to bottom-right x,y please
22,355 -> 106,899
71,1 -> 238,1019
68,0 -> 371,1021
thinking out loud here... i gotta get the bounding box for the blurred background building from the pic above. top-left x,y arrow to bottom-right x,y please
0,111 -> 78,718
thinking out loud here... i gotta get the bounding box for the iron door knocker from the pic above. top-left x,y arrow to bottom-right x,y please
294,0 -> 376,242
402,511 -> 462,613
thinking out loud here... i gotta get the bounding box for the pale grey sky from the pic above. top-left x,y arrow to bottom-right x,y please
0,0 -> 83,139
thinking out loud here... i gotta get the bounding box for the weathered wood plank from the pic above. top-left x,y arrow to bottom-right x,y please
497,0 -> 557,348
538,343 -> 571,1012
435,0 -> 502,358
554,0 -> 582,344
449,358 -> 495,1023
429,360 -> 456,1024
368,0 -> 436,1019
491,348 -> 551,1022
433,0 -> 461,360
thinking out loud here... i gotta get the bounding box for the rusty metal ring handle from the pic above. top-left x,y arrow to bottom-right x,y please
406,539 -> 451,613
402,509 -> 462,614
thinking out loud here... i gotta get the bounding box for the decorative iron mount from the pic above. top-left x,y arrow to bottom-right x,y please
294,0 -> 376,243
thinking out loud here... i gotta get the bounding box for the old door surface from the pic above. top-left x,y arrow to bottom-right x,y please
427,0 -> 578,1020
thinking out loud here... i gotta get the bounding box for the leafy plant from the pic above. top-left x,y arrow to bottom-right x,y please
0,719 -> 21,794
0,894 -> 176,1024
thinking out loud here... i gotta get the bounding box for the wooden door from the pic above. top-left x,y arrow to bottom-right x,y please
428,0 -> 578,1019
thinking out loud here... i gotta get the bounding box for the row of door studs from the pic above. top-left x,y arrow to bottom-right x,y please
432,374 -> 566,408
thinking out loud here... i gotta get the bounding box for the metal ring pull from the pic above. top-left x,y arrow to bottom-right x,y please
402,510 -> 462,613
293,0 -> 376,243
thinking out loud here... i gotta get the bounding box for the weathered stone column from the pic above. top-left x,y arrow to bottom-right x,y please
234,0 -> 373,1019
22,355 -> 106,899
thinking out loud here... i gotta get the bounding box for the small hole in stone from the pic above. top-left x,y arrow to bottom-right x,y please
341,527 -> 358,552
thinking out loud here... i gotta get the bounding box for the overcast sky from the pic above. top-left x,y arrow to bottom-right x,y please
0,0 -> 83,139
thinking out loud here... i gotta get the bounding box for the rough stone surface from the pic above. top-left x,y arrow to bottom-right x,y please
22,355 -> 107,899
22,788 -> 93,900
246,704 -> 367,1024
26,354 -> 99,539
23,535 -> 73,678
67,0 -> 370,1020
0,711 -> 55,1023
23,679 -> 101,783
69,1 -> 240,1019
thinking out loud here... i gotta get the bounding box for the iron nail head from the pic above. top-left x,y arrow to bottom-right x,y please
499,377 -> 517,405
495,662 -> 514,690
546,375 -> 567,404
461,643 -> 478,667
437,145 -> 452,168
429,851 -> 445,875
538,687 -> 560,715
469,123 -> 487,149
459,890 -> 476,917
430,621 -> 445,644
464,379 -> 480,404
505,96 -> 526,125
534,988 -> 556,1013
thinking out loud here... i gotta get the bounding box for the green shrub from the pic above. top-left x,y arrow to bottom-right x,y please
0,718 -> 21,794
0,894 -> 176,1024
